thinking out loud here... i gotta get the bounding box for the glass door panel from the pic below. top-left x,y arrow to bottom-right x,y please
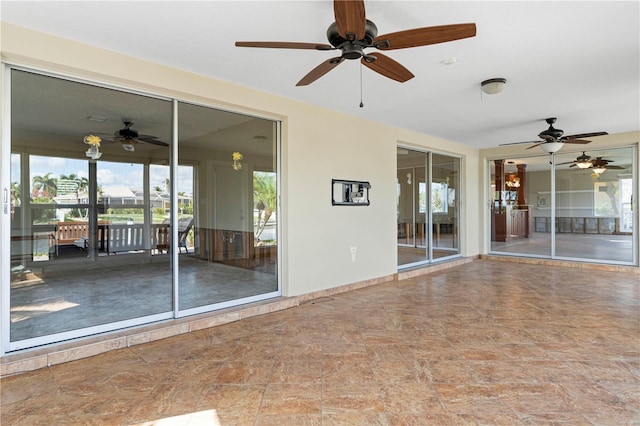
397,149 -> 461,267
8,69 -> 173,348
491,156 -> 551,257
397,148 -> 428,267
432,153 -> 460,259
554,146 -> 635,263
176,102 -> 279,314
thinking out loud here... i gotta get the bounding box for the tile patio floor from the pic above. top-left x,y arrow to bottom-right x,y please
1,259 -> 639,425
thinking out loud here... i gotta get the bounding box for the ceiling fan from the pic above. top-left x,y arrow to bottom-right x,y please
556,151 -> 624,174
108,121 -> 169,152
500,118 -> 608,153
235,0 -> 476,86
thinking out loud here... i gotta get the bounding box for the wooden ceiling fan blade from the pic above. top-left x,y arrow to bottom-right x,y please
235,41 -> 332,50
604,165 -> 625,169
498,140 -> 540,146
334,0 -> 366,40
563,139 -> 592,144
565,132 -> 608,139
361,53 -> 414,83
296,57 -> 345,86
138,137 -> 169,147
525,142 -> 545,150
374,23 -> 476,50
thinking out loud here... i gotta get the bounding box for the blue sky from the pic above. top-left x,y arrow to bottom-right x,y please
12,154 -> 193,195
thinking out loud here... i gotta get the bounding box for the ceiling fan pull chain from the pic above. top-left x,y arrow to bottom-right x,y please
359,62 -> 364,108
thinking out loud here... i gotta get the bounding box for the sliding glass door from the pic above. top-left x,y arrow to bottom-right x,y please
7,69 -> 174,349
553,146 -> 635,263
432,153 -> 460,260
490,157 -> 551,257
489,146 -> 636,265
3,66 -> 280,353
397,148 -> 460,268
176,102 -> 279,315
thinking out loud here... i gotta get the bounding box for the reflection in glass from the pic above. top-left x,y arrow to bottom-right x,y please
490,157 -> 551,257
490,146 -> 635,265
177,102 -> 279,314
431,153 -> 460,260
7,68 -> 280,351
9,69 -> 173,347
554,146 -> 634,263
397,149 -> 460,268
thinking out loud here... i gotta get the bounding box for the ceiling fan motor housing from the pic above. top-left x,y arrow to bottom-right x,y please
539,126 -> 564,140
539,117 -> 564,140
116,128 -> 138,138
326,19 -> 378,59
115,122 -> 139,139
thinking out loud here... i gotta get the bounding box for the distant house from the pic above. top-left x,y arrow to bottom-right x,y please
177,193 -> 193,211
99,186 -> 137,205
130,189 -> 191,212
131,189 -> 170,211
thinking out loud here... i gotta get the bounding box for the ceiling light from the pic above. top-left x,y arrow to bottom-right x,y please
481,78 -> 507,95
87,115 -> 108,122
592,166 -> 607,174
540,142 -> 564,154
576,161 -> 592,169
121,140 -> 136,152
505,175 -> 520,188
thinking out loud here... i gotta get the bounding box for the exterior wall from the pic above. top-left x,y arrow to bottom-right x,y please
0,23 -> 481,303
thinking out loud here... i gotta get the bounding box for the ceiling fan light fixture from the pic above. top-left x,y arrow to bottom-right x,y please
576,161 -> 592,169
121,140 -> 136,152
481,78 -> 507,95
592,166 -> 607,174
540,142 -> 564,154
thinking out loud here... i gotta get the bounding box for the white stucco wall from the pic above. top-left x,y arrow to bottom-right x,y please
0,23 -> 482,301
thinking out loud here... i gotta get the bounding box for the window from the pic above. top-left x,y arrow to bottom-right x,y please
593,182 -> 617,217
431,181 -> 448,214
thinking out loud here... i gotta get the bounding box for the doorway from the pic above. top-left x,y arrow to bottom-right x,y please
3,66 -> 280,353
489,146 -> 637,265
397,147 -> 460,268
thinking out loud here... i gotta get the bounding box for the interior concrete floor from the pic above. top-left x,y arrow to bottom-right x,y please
10,252 -> 278,342
2,259 -> 638,425
490,232 -> 634,263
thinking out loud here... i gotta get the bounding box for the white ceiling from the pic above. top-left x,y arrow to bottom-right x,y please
2,1 -> 639,150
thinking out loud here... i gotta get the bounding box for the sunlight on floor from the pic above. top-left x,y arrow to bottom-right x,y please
11,300 -> 80,322
133,409 -> 220,426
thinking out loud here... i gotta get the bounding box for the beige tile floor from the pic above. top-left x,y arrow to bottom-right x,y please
1,259 -> 639,425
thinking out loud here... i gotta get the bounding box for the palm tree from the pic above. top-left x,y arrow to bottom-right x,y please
32,172 -> 57,201
10,181 -> 21,206
59,173 -> 90,219
253,172 -> 276,241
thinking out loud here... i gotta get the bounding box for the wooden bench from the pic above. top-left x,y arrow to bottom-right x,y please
55,222 -> 91,246
54,222 -> 169,253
